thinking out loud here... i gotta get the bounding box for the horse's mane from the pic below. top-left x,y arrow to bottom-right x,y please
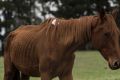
42,16 -> 94,46
40,18 -> 53,25
15,13 -> 119,44
39,14 -> 119,46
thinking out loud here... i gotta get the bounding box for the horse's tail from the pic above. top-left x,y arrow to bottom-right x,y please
4,32 -> 14,55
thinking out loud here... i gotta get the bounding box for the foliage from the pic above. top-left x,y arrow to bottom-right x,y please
0,0 -> 120,53
39,0 -> 112,18
0,0 -> 37,53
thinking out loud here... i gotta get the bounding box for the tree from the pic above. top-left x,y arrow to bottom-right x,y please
0,0 -> 38,54
37,0 -> 111,18
0,0 -> 120,54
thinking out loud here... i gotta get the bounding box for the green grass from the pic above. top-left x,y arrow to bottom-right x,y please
1,51 -> 120,80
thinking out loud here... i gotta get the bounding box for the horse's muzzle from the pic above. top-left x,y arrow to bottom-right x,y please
109,60 -> 120,70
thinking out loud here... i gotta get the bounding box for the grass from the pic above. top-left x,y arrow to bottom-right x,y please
1,51 -> 120,80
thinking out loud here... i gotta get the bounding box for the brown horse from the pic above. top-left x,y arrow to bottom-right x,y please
4,9 -> 120,80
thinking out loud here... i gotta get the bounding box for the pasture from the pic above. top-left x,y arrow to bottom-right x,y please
1,51 -> 120,80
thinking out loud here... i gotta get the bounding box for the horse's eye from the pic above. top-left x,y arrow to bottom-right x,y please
104,32 -> 111,37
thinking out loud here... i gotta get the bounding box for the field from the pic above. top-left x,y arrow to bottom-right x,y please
1,51 -> 120,80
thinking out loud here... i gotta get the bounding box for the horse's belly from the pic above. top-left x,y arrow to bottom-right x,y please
14,62 -> 40,77
11,52 -> 40,77
20,67 -> 40,77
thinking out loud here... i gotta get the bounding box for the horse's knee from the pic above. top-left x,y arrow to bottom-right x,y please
59,73 -> 73,80
41,72 -> 52,80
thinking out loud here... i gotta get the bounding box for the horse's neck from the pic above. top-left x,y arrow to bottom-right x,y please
42,16 -> 93,52
61,16 -> 93,51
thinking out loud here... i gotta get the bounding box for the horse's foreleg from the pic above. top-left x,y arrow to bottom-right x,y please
59,73 -> 73,80
21,73 -> 30,80
59,55 -> 75,80
41,72 -> 52,80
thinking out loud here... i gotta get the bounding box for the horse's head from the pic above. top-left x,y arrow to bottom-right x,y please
91,8 -> 120,70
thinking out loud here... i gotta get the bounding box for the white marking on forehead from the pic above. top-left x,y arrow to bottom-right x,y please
52,19 -> 56,25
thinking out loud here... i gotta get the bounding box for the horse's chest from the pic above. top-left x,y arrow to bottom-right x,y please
50,56 -> 75,77
56,61 -> 70,73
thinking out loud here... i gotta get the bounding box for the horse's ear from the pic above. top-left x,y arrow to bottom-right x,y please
111,8 -> 119,19
97,7 -> 106,21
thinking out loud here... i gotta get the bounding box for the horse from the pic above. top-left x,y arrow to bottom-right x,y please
3,9 -> 120,80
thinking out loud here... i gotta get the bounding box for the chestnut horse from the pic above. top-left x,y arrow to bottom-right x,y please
4,9 -> 120,80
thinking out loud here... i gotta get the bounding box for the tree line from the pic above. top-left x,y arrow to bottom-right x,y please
0,0 -> 120,55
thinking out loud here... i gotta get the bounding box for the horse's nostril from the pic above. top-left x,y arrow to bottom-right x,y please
109,60 -> 120,70
113,61 -> 120,68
